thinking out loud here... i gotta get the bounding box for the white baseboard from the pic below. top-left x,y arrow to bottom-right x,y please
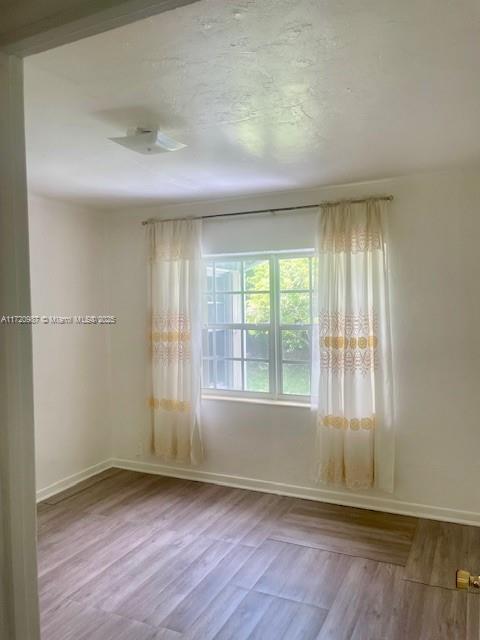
36,460 -> 113,502
111,457 -> 480,527
37,457 -> 480,527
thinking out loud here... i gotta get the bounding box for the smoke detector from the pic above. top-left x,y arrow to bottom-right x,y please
109,127 -> 186,155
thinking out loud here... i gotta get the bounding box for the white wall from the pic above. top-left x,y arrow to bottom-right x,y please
28,195 -> 111,492
105,166 -> 480,521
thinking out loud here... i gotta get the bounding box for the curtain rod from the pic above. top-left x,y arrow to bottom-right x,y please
141,195 -> 393,226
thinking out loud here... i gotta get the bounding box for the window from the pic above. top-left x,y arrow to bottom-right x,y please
202,251 -> 314,401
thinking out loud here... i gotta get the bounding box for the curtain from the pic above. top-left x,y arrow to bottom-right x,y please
312,199 -> 394,492
148,219 -> 203,464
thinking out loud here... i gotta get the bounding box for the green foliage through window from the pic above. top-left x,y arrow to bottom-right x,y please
202,252 -> 313,398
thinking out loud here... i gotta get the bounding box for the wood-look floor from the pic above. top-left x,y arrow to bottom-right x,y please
37,469 -> 480,639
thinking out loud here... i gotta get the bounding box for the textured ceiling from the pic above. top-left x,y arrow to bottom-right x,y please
24,0 -> 480,208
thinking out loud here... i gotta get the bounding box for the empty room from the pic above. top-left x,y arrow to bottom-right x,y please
1,0 -> 480,639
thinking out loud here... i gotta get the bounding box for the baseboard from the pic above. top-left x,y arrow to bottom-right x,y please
111,457 -> 480,527
37,456 -> 480,527
36,460 -> 113,502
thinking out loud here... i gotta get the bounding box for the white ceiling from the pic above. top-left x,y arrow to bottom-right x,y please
24,0 -> 480,209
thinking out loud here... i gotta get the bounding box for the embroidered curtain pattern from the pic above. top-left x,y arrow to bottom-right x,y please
312,199 -> 394,491
148,220 -> 203,464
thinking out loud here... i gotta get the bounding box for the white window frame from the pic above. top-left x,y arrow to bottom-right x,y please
202,249 -> 314,403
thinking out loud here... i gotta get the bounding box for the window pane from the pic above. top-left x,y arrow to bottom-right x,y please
282,363 -> 310,395
202,359 -> 215,388
245,293 -> 270,323
204,294 -> 215,324
244,259 -> 270,291
215,261 -> 242,292
279,257 -> 310,290
216,293 -> 242,323
280,292 -> 310,324
204,261 -> 214,292
311,256 -> 318,285
245,329 -> 269,360
282,329 -> 310,361
245,361 -> 269,393
215,329 -> 242,359
216,359 -> 242,391
202,329 -> 214,357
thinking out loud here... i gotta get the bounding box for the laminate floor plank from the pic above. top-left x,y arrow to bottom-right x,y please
239,495 -> 294,547
37,501 -> 55,515
37,499 -> 111,535
86,474 -> 177,515
318,559 -> 470,640
38,510 -> 116,575
212,590 -> 278,640
156,483 -> 247,534
71,528 -> 200,610
182,585 -> 250,640
37,502 -> 107,539
109,537 -> 234,624
153,484 -> 292,548
42,468 -> 124,505
318,559 -> 406,640
36,469 -> 479,640
467,593 -> 480,640
39,519 -> 163,614
231,539 -> 286,590
394,581 -> 469,640
41,599 -> 180,640
252,541 -> 354,609
405,518 -> 480,591
112,478 -> 258,536
201,491 -> 291,546
271,499 -> 418,565
86,535 -> 224,618
212,591 -> 327,640
159,544 -> 256,632
45,470 -> 152,512
88,475 -> 197,523
246,596 -> 327,640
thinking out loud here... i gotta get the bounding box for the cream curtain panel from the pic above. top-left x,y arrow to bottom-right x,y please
148,219 -> 203,464
312,199 -> 394,491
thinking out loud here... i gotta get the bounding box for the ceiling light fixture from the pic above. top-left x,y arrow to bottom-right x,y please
109,127 -> 186,155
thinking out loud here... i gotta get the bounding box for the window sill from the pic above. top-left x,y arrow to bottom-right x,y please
201,394 -> 311,409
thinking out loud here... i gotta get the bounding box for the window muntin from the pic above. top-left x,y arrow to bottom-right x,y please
202,252 -> 313,400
